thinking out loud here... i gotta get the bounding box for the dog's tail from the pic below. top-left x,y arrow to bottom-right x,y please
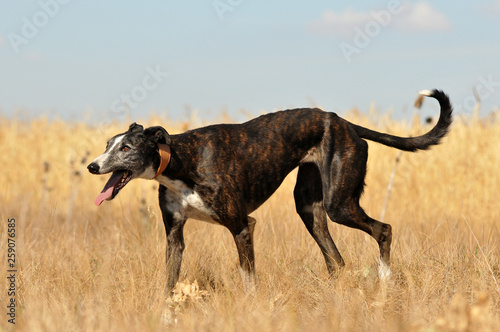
351,89 -> 453,152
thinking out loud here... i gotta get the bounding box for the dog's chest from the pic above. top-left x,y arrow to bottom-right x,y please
156,176 -> 220,224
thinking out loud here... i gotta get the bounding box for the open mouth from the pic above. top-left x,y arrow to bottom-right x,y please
94,170 -> 132,206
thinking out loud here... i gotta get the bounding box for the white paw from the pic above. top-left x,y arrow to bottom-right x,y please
378,261 -> 392,280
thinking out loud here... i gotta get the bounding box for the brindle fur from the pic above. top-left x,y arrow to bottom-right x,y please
88,89 -> 452,294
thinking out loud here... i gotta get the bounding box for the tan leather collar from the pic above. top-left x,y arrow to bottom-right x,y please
154,143 -> 171,178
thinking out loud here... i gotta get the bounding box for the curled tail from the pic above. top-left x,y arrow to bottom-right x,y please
351,89 -> 453,152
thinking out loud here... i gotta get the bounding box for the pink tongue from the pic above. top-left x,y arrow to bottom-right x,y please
94,171 -> 125,206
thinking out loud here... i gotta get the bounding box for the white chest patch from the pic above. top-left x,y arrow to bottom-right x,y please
155,175 -> 220,224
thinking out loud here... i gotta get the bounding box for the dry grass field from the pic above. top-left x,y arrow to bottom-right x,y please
1,106 -> 499,331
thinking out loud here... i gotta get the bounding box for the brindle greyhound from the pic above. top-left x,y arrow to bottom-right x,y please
88,89 -> 452,293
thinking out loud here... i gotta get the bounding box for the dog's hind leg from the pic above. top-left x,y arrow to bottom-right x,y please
322,137 -> 392,279
232,216 -> 257,294
294,163 -> 345,276
329,202 -> 392,279
159,185 -> 187,295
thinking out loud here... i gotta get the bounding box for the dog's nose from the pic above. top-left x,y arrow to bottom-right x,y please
87,162 -> 100,174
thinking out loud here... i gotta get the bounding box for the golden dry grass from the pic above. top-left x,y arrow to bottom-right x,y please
0,108 -> 499,331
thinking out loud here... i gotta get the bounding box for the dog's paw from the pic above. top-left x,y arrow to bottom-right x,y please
378,261 -> 392,280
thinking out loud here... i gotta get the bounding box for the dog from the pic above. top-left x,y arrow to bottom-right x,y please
87,89 -> 452,294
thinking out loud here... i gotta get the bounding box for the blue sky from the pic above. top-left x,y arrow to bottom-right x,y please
1,1 -> 499,124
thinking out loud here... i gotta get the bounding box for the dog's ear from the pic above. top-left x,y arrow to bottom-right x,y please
144,126 -> 172,145
128,122 -> 144,133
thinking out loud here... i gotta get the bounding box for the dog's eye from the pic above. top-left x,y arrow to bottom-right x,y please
121,146 -> 131,152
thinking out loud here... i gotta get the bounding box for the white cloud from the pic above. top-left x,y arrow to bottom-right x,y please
307,1 -> 451,38
479,1 -> 500,16
0,34 -> 4,48
493,0 -> 500,13
394,2 -> 451,32
22,52 -> 44,62
307,8 -> 373,38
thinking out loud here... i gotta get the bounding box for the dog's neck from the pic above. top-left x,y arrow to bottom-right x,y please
154,143 -> 171,178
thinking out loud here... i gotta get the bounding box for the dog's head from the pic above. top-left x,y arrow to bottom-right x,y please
87,123 -> 171,206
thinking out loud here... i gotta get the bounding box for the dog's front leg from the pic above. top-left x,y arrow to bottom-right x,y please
232,216 -> 257,294
159,185 -> 187,295
164,217 -> 186,294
